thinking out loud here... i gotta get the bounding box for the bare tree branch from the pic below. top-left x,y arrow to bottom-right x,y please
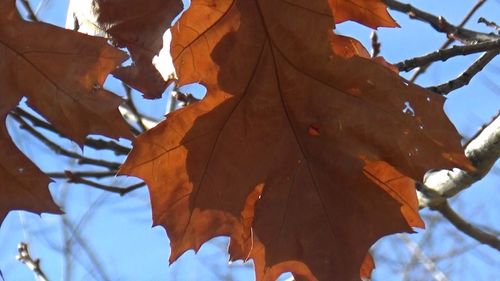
396,39 -> 500,72
398,234 -> 449,281
64,172 -> 145,196
46,170 -> 117,179
404,0 -> 488,81
431,202 -> 500,251
16,242 -> 49,281
10,112 -> 121,169
418,112 -> 500,207
13,107 -> 131,155
384,0 -> 500,258
401,216 -> 440,281
19,0 -> 39,22
60,217 -> 112,281
123,83 -> 148,133
414,112 -> 500,250
478,17 -> 500,32
428,50 -> 499,95
429,243 -> 478,261
84,138 -> 130,155
383,0 -> 498,43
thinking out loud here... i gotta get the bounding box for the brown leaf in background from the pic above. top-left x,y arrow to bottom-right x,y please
0,1 -> 130,224
330,0 -> 399,28
0,127 -> 61,225
95,0 -> 183,98
121,0 -> 471,280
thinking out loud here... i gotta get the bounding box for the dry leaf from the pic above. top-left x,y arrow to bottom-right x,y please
120,0 -> 470,280
0,127 -> 61,224
94,0 -> 183,98
0,1 -> 130,224
330,0 -> 399,28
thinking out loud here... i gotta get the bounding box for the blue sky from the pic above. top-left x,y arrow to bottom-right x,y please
1,0 -> 499,280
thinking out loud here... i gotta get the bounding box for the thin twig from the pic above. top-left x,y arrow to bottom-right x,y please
371,31 -> 381,57
429,243 -> 478,261
406,0 -> 488,81
432,202 -> 500,251
123,83 -> 148,132
60,217 -> 112,281
401,216 -> 443,280
478,17 -> 500,32
173,90 -> 200,106
84,138 -> 130,155
46,170 -> 117,179
398,234 -> 449,281
383,0 -> 497,43
58,183 -> 73,281
65,172 -> 145,196
10,112 -> 121,169
396,39 -> 500,72
427,50 -> 499,95
19,0 -> 39,22
13,107 -> 131,155
13,108 -> 53,131
398,233 -> 449,281
16,242 -> 49,281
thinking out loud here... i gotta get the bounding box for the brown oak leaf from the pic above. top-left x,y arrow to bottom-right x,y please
120,0 -> 471,280
94,0 -> 183,98
0,1 -> 130,224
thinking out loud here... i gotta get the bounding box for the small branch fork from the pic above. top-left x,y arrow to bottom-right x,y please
9,109 -> 145,196
12,108 -> 130,156
415,0 -> 487,81
387,0 -> 500,96
427,50 -> 499,95
431,202 -> 500,251
10,112 -> 122,170
419,113 -> 500,206
398,234 -> 449,281
417,113 -> 500,251
478,17 -> 500,32
384,0 -> 494,82
383,0 -> 497,43
386,0 -> 500,96
122,83 -> 148,133
396,39 -> 500,72
16,242 -> 49,281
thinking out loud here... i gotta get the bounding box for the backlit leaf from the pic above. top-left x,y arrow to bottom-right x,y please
120,0 -> 470,279
330,0 -> 399,28
0,1 -> 130,224
94,0 -> 183,98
